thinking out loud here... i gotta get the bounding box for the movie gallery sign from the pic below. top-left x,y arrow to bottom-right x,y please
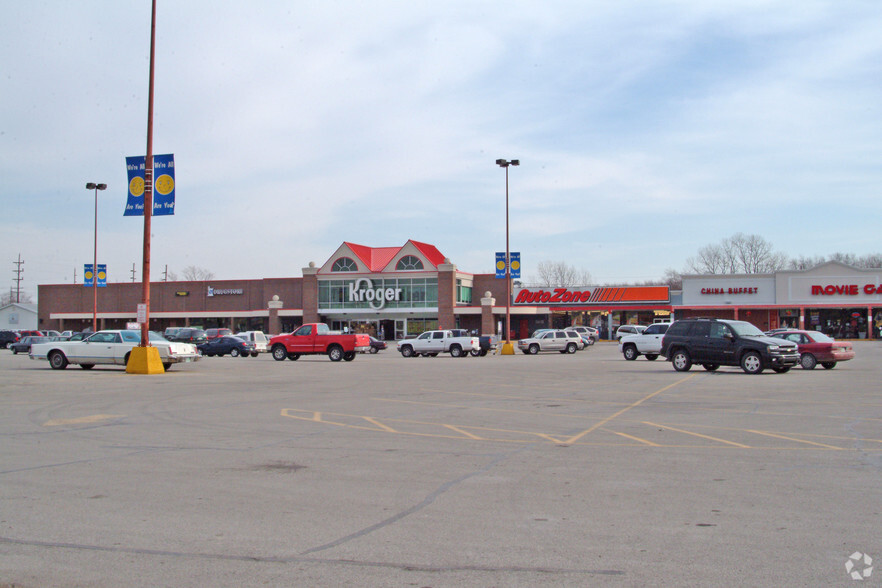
514,286 -> 669,306
811,283 -> 882,296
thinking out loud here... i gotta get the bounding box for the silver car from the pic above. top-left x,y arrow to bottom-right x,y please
518,330 -> 584,354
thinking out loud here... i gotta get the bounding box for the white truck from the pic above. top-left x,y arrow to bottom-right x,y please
618,322 -> 671,361
397,330 -> 481,358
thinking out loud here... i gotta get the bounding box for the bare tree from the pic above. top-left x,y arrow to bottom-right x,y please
532,260 -> 592,287
686,234 -> 787,274
180,266 -> 215,281
2,291 -> 33,305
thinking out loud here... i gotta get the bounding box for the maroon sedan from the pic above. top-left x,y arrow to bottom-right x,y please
771,330 -> 855,370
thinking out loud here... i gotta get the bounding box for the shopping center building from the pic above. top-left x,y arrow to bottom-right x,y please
36,240 -> 675,339
37,242 -> 881,340
676,261 -> 882,339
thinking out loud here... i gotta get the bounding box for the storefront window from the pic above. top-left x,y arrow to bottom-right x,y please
807,308 -> 868,338
456,279 -> 472,304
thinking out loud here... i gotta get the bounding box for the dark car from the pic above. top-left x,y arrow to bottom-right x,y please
367,336 -> 387,354
204,328 -> 233,341
197,335 -> 255,357
168,328 -> 207,345
660,318 -> 800,374
0,330 -> 20,349
770,330 -> 855,370
10,336 -> 51,354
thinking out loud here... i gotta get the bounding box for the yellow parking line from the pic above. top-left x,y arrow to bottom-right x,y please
746,429 -> 844,450
563,374 -> 698,444
644,421 -> 750,448
43,414 -> 124,427
442,424 -> 485,440
361,417 -> 398,433
610,430 -> 660,447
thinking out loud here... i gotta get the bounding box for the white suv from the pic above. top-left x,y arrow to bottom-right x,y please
618,323 -> 671,360
614,325 -> 647,341
518,330 -> 584,354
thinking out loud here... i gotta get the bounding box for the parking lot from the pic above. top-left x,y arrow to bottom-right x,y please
2,342 -> 881,586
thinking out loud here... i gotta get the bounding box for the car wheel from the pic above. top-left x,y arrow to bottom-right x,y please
400,345 -> 414,357
230,348 -> 240,357
821,362 -> 837,369
12,348 -> 18,355
343,351 -> 355,361
741,351 -> 764,374
162,363 -> 172,370
49,350 -> 68,370
623,345 -> 638,361
369,347 -> 379,354
328,346 -> 344,362
703,364 -> 719,371
450,345 -> 463,357
773,367 -> 791,373
251,352 -> 259,357
645,354 -> 658,361
800,353 -> 817,370
80,364 -> 95,370
272,345 -> 288,361
566,343 -> 577,354
671,350 -> 692,372
288,353 -> 300,361
470,349 -> 481,357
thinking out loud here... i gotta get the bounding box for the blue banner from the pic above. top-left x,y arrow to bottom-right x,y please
84,264 -> 107,287
510,252 -> 521,279
495,252 -> 521,279
124,153 -> 175,216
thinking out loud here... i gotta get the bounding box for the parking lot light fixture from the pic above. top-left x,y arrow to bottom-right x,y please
86,182 -> 107,333
496,159 -> 519,355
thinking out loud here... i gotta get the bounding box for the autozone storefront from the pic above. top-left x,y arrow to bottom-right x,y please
512,285 -> 673,339
676,262 -> 882,339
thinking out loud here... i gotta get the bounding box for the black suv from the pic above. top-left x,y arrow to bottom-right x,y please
167,328 -> 207,345
660,318 -> 799,374
0,330 -> 20,349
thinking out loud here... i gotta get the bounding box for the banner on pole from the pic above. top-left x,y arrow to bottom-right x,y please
84,264 -> 107,287
495,252 -> 520,279
124,153 -> 175,216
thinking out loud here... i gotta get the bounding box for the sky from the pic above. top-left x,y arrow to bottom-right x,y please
3,1 -> 881,301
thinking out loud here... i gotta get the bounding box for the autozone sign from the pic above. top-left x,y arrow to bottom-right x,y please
514,286 -> 669,305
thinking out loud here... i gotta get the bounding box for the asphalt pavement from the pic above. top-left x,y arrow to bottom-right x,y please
1,342 -> 880,586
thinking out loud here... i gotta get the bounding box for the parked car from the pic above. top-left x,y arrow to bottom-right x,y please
269,323 -> 370,362
769,330 -> 855,370
619,322 -> 671,361
517,330 -> 584,354
204,328 -> 233,341
19,330 -> 43,339
570,326 -> 599,343
164,327 -> 184,339
367,336 -> 387,354
29,330 -> 199,370
0,330 -> 19,349
614,325 -> 647,341
449,329 -> 500,356
660,318 -> 799,374
235,331 -> 268,355
197,336 -> 256,357
167,328 -> 207,345
11,336 -> 53,354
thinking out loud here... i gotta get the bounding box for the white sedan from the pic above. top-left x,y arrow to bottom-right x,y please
29,330 -> 200,370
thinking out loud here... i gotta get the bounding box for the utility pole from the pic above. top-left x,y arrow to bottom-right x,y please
131,263 -> 137,282
74,266 -> 78,284
162,264 -> 168,281
12,254 -> 24,303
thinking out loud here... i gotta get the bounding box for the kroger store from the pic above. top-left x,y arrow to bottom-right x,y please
37,242 -> 881,340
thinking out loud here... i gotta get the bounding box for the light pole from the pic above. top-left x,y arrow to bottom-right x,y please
496,159 -> 519,352
86,182 -> 107,332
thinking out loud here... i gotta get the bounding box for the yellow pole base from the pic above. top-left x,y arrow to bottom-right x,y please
500,341 -> 516,355
126,346 -> 166,374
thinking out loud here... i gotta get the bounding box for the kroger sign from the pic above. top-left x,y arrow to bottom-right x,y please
348,278 -> 402,309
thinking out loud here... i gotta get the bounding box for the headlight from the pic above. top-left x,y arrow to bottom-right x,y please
768,345 -> 779,351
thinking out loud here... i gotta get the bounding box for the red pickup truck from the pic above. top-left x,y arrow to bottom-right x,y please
269,323 -> 370,362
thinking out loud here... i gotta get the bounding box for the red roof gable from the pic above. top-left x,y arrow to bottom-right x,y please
341,240 -> 447,272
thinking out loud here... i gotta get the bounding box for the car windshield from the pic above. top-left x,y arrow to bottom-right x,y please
728,321 -> 766,337
808,331 -> 835,343
147,331 -> 171,343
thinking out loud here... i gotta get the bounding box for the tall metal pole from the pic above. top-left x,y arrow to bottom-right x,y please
93,186 -> 98,332
140,0 -> 157,348
504,165 -> 511,343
